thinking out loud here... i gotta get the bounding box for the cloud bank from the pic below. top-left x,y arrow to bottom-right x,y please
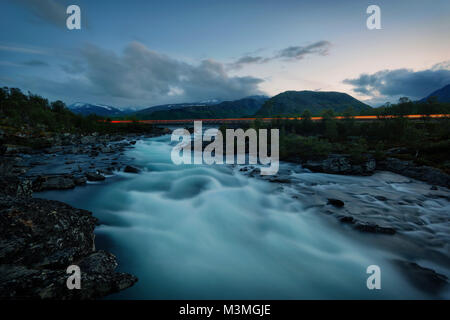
59,42 -> 265,105
343,61 -> 450,103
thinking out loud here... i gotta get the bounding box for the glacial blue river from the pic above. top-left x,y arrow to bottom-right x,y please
37,134 -> 450,299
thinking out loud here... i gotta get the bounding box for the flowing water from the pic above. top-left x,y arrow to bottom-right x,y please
37,134 -> 450,299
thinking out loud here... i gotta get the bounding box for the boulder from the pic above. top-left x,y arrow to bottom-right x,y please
0,197 -> 137,299
354,222 -> 396,235
379,158 -> 450,188
327,198 -> 345,208
85,172 -> 105,181
33,175 -> 75,191
303,154 -> 376,176
74,176 -> 87,185
124,165 -> 140,174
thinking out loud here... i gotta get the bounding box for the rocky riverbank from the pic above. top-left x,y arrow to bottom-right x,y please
0,129 -> 170,299
237,162 -> 450,295
286,153 -> 450,188
0,176 -> 137,299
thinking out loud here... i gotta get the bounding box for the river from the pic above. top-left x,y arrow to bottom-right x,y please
37,134 -> 450,299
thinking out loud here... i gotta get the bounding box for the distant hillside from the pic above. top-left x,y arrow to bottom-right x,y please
420,84 -> 450,103
256,91 -> 371,116
136,96 -> 269,120
134,100 -> 221,117
68,103 -> 125,117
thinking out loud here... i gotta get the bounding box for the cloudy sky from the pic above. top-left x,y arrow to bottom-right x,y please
0,0 -> 449,108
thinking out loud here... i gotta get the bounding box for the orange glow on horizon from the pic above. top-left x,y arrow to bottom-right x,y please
99,114 -> 450,124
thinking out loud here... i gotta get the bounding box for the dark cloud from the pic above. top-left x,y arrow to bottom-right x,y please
13,0 -> 68,28
228,56 -> 266,70
23,60 -> 49,67
58,42 -> 264,105
343,62 -> 450,100
276,41 -> 331,60
229,41 -> 331,69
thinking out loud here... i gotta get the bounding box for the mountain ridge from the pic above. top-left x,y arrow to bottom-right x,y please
256,90 -> 371,116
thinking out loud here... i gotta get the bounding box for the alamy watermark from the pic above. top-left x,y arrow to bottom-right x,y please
66,264 -> 81,290
171,121 -> 279,175
367,5 -> 381,30
366,265 -> 381,290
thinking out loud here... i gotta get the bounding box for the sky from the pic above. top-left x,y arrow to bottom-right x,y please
0,0 -> 449,108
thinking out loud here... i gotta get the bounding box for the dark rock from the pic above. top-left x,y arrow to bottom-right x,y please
0,176 -> 32,198
129,141 -> 137,145
339,216 -> 354,223
374,195 -> 388,201
98,169 -> 113,176
269,177 -> 291,183
393,260 -> 448,295
124,165 -> 140,174
303,154 -> 376,176
379,158 -> 450,188
100,146 -> 112,153
73,176 -> 87,185
0,189 -> 137,299
430,185 -> 438,191
354,222 -> 396,235
85,172 -> 105,181
33,175 -> 75,191
327,198 -> 345,208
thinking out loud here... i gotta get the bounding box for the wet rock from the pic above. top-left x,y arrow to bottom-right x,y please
327,198 -> 345,208
354,222 -> 396,235
379,158 -> 450,188
124,165 -> 140,174
100,146 -> 112,153
73,176 -> 87,185
303,154 -> 376,176
339,216 -> 354,223
33,175 -> 75,191
80,136 -> 96,145
0,196 -> 137,299
0,176 -> 32,198
45,146 -> 63,154
374,195 -> 388,201
85,172 -> 105,181
129,141 -> 136,145
0,157 -> 17,176
430,185 -> 438,191
393,260 -> 448,295
98,169 -> 113,176
269,177 -> 291,183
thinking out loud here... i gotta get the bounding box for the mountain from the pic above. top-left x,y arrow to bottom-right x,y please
68,103 -> 125,117
136,96 -> 269,120
135,100 -> 221,117
420,84 -> 450,103
256,91 -> 371,116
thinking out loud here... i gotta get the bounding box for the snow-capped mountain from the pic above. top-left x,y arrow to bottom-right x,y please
68,103 -> 125,117
135,99 -> 223,116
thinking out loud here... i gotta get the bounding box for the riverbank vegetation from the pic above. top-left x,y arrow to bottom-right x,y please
0,87 -> 156,149
250,100 -> 450,174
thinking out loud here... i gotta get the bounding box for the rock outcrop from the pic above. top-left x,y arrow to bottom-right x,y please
378,158 -> 450,188
0,170 -> 137,299
302,154 -> 376,176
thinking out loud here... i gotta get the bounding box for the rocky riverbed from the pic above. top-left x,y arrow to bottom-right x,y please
287,153 -> 450,188
1,129 -> 449,298
0,130 -> 169,299
238,162 -> 450,296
